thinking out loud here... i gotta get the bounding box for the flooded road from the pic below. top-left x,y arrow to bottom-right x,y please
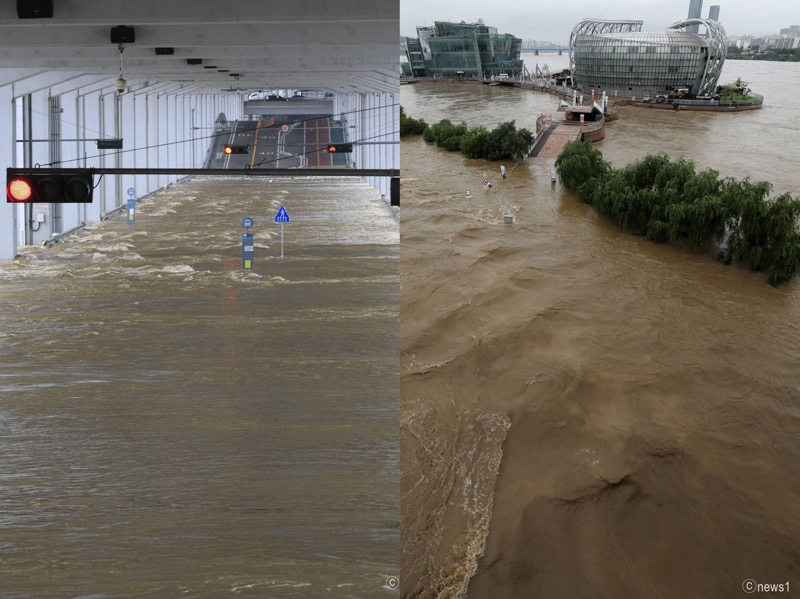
400,60 -> 800,598
0,177 -> 399,597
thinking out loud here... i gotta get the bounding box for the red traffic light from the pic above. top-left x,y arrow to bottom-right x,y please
224,144 -> 249,155
7,177 -> 33,202
326,143 -> 353,153
6,173 -> 93,203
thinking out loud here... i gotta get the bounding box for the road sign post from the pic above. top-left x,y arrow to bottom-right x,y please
127,188 -> 136,227
275,206 -> 290,258
127,199 -> 136,227
242,233 -> 254,270
242,217 -> 254,270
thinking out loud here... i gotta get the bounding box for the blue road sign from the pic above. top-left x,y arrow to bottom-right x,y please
242,217 -> 253,229
275,206 -> 290,222
127,187 -> 135,197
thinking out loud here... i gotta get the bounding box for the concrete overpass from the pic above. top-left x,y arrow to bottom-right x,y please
242,99 -> 334,117
0,1 -> 399,260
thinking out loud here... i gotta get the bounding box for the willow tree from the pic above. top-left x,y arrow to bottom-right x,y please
400,106 -> 429,136
555,142 -> 800,286
554,140 -> 611,192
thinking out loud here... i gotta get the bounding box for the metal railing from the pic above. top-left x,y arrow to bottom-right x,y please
673,92 -> 764,106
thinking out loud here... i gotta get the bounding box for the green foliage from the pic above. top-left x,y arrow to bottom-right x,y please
555,143 -> 800,286
399,106 -> 428,136
420,118 -> 534,161
487,121 -> 535,162
422,119 -> 469,152
554,140 -> 611,193
460,126 -> 491,159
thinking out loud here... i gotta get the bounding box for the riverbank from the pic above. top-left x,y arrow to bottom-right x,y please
628,100 -> 763,111
405,77 -> 765,113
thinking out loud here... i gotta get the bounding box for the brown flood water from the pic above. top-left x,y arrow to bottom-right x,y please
0,177 -> 399,598
400,61 -> 800,598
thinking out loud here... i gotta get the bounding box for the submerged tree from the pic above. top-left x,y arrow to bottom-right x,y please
555,140 -> 800,286
417,117 -> 534,161
554,139 -> 611,192
400,106 -> 429,136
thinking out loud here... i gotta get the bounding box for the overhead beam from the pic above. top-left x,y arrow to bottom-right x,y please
0,0 -> 397,25
0,23 -> 395,49
8,167 -> 401,177
0,45 -> 397,63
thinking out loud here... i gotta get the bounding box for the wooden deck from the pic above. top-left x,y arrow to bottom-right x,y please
532,124 -> 581,158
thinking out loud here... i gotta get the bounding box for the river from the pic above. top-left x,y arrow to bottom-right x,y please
0,177 -> 399,597
400,59 -> 800,598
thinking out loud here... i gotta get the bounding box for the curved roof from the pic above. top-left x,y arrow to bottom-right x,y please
594,31 -> 708,47
569,17 -> 728,96
570,19 -> 643,74
669,18 -> 728,95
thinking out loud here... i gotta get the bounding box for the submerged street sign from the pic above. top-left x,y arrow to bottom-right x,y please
275,206 -> 289,258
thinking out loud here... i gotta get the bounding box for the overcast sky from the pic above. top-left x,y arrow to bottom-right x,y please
400,0 -> 793,43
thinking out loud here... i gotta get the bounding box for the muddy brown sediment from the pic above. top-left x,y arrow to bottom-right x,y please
400,64 -> 800,598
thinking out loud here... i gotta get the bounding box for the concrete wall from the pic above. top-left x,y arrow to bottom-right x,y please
335,91 -> 399,201
1,76 -> 244,262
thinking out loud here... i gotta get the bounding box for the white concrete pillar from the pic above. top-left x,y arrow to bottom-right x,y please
83,91 -> 103,223
147,90 -> 159,193
133,91 -> 147,197
178,95 -> 186,168
119,91 -> 136,200
100,90 -> 118,214
60,90 -> 81,232
15,98 -> 25,247
29,91 -> 51,245
158,92 -> 169,188
169,93 -> 178,176
0,84 -> 17,262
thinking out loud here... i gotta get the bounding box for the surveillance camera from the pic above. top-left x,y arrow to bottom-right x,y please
115,77 -> 128,94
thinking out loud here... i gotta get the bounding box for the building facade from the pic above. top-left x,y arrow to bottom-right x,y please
570,18 -> 727,98
687,0 -> 703,34
404,21 -> 523,79
403,37 -> 427,77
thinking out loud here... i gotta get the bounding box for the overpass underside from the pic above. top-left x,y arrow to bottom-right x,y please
242,99 -> 334,117
1,88 -> 397,261
0,2 -> 399,262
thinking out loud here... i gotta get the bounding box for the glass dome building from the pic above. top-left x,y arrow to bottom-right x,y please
569,18 -> 727,98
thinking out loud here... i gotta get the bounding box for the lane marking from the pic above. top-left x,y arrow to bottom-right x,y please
250,116 -> 262,168
224,120 -> 240,169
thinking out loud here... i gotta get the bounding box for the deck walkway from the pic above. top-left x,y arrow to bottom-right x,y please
530,123 -> 581,158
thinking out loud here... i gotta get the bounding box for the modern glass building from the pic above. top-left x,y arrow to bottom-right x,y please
404,21 -> 523,79
404,37 -> 427,77
687,0 -> 703,34
570,18 -> 727,98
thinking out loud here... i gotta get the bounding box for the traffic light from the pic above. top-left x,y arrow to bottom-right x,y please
326,143 -> 353,153
224,144 -> 249,155
6,173 -> 94,203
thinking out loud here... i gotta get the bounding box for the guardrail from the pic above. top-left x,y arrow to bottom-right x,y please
673,92 -> 764,106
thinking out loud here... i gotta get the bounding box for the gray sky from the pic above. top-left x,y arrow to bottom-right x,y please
400,0 -> 794,43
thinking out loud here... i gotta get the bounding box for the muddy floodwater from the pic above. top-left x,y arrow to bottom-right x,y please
400,60 -> 800,598
0,177 -> 399,597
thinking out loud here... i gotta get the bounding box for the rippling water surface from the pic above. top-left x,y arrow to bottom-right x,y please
0,177 -> 399,597
400,60 -> 800,598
